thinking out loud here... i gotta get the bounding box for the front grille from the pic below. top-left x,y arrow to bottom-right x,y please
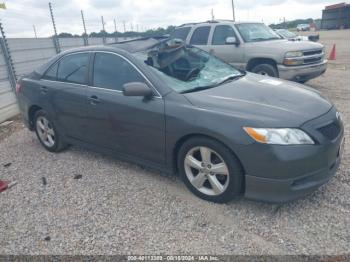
318,121 -> 341,140
303,49 -> 322,56
302,49 -> 324,65
304,57 -> 322,64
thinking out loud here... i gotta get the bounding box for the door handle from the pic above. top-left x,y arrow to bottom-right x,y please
40,86 -> 48,94
89,95 -> 100,105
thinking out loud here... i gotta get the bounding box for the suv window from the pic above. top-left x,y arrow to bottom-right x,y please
93,52 -> 145,91
172,27 -> 191,41
42,62 -> 59,81
190,26 -> 210,45
212,25 -> 236,45
57,53 -> 90,84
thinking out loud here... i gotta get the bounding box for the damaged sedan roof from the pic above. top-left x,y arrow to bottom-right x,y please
109,37 -> 170,53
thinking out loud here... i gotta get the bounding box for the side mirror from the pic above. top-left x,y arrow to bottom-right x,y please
226,36 -> 239,45
123,82 -> 153,97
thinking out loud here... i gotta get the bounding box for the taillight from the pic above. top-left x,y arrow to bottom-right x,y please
15,82 -> 22,93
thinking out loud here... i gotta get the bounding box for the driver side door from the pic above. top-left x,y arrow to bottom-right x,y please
208,25 -> 245,69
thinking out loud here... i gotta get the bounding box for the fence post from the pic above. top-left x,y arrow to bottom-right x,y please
81,10 -> 88,46
0,22 -> 17,90
101,16 -> 106,45
49,2 -> 61,53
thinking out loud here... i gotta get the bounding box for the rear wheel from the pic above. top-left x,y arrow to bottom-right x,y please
251,63 -> 278,78
178,137 -> 244,203
34,110 -> 67,152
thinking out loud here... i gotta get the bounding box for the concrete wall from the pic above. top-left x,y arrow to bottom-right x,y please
0,46 -> 18,123
0,36 -> 135,123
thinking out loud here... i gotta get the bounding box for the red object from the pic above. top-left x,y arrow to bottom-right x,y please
328,44 -> 336,60
0,180 -> 9,192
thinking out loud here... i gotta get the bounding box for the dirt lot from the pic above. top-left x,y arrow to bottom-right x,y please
0,30 -> 349,255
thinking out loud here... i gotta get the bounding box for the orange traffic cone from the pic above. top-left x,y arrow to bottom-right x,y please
328,44 -> 336,60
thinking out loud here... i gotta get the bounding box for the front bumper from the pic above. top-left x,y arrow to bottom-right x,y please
243,107 -> 344,203
278,60 -> 328,82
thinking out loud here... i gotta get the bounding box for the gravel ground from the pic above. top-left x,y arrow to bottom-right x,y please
1,32 -> 350,255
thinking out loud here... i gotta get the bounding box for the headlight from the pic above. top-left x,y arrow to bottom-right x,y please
285,51 -> 303,58
243,127 -> 314,145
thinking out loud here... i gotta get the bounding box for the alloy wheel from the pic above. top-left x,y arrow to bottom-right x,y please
36,116 -> 56,148
184,146 -> 230,196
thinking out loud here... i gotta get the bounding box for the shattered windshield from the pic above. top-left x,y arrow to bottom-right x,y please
134,40 -> 243,93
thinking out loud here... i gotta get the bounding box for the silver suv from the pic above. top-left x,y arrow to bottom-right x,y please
172,21 -> 327,82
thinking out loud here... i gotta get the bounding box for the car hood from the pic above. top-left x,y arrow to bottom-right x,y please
248,39 -> 323,52
183,73 -> 333,127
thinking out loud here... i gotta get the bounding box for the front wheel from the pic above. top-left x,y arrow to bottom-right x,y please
177,137 -> 244,203
251,63 -> 278,78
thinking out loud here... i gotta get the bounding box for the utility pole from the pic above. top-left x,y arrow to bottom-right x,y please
81,10 -> 88,46
130,23 -> 133,32
113,18 -> 118,43
33,25 -> 37,38
101,15 -> 106,44
231,0 -> 235,21
211,9 -> 215,21
49,2 -> 60,53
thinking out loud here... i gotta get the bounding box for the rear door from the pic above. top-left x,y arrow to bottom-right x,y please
85,52 -> 166,164
40,52 -> 91,140
208,24 -> 245,68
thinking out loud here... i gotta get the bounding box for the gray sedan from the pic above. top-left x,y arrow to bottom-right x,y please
16,38 -> 344,203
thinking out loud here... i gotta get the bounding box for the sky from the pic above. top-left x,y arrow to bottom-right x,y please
0,0 -> 344,37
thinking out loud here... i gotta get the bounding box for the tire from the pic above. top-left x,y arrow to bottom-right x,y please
177,136 -> 244,203
34,110 -> 67,152
251,63 -> 278,77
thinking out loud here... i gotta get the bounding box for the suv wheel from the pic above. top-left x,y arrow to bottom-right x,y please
251,63 -> 278,78
34,110 -> 67,152
178,137 -> 243,203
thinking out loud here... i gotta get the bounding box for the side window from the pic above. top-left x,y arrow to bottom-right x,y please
93,52 -> 145,91
57,53 -> 90,85
190,26 -> 211,45
172,27 -> 191,41
42,62 -> 59,81
212,25 -> 236,45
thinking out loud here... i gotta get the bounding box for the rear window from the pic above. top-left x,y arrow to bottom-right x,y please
57,53 -> 90,85
172,27 -> 191,41
190,26 -> 211,45
42,62 -> 58,81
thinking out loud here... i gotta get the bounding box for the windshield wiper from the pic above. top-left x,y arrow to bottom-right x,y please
216,73 -> 246,86
180,73 -> 245,94
180,84 -> 217,94
251,37 -> 280,42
